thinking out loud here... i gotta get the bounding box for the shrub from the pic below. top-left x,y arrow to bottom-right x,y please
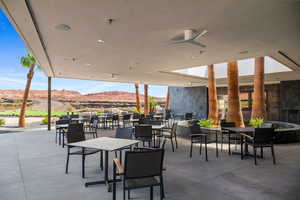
197,119 -> 213,128
42,117 -> 48,125
0,119 -> 5,126
132,109 -> 141,113
250,119 -> 264,128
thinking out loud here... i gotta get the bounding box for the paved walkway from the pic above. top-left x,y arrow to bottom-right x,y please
0,129 -> 300,200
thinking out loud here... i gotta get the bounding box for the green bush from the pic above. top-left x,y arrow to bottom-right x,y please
132,108 -> 141,113
250,119 -> 264,128
42,117 -> 48,125
197,119 -> 213,128
0,119 -> 5,126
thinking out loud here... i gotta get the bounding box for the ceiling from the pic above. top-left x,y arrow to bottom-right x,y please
1,0 -> 300,86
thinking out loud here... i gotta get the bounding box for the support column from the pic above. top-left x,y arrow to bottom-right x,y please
251,57 -> 265,120
48,77 -> 51,131
226,61 -> 244,127
144,84 -> 149,114
207,64 -> 219,124
165,87 -> 170,110
134,84 -> 141,113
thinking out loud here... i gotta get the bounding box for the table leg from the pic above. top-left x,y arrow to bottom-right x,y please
215,131 -> 218,158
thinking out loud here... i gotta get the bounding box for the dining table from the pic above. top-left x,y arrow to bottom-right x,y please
68,137 -> 140,191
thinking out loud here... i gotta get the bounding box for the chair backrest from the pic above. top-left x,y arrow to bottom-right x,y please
190,124 -> 201,135
112,115 -> 119,120
124,149 -> 164,179
185,113 -> 193,120
254,128 -> 275,144
115,127 -> 133,139
56,119 -> 69,125
220,121 -> 236,128
135,125 -> 152,139
171,122 -> 178,136
66,123 -> 85,143
123,114 -> 131,120
143,120 -> 163,125
70,114 -> 79,119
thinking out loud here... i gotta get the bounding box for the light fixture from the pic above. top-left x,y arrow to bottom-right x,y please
238,50 -> 248,54
55,24 -> 71,31
111,73 -> 118,79
85,63 -> 91,66
97,39 -> 105,44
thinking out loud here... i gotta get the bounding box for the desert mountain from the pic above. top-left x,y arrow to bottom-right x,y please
0,90 -> 165,102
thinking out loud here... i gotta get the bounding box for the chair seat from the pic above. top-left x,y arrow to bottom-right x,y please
125,177 -> 160,189
70,148 -> 100,155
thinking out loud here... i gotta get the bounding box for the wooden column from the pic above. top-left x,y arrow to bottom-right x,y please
47,77 -> 51,131
207,64 -> 219,124
251,57 -> 265,120
144,84 -> 149,114
134,83 -> 141,113
165,87 -> 170,110
226,61 -> 244,127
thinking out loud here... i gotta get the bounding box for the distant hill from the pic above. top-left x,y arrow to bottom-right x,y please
0,90 -> 165,103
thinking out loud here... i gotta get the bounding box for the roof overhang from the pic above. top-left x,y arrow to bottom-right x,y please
2,0 -> 300,86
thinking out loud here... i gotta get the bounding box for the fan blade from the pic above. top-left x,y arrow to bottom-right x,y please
192,29 -> 208,41
170,39 -> 190,45
188,40 -> 206,48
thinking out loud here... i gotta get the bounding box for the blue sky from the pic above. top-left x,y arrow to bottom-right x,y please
0,9 -> 167,97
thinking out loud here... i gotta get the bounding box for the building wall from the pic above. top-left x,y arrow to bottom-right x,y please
169,86 -> 207,119
280,80 -> 300,123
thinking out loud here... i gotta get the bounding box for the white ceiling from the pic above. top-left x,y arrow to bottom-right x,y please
2,0 -> 300,86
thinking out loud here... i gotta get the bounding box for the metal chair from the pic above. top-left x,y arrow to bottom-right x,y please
55,119 -> 69,147
113,149 -> 165,200
122,114 -> 131,127
65,123 -> 103,178
189,124 -> 209,161
161,122 -> 178,152
241,128 -> 276,165
220,122 -> 236,154
135,125 -> 153,147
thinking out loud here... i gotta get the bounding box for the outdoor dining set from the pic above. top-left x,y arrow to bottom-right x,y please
54,113 -> 278,200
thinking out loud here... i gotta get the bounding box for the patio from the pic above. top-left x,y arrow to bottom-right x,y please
1,129 -> 300,200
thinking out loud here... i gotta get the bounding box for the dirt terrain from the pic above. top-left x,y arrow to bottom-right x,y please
0,90 -> 165,102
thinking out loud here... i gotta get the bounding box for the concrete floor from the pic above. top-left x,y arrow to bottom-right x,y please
1,129 -> 300,200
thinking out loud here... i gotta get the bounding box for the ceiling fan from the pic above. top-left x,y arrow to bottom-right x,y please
171,29 -> 208,47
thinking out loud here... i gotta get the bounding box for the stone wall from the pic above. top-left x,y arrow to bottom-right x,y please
169,86 -> 207,119
280,80 -> 300,123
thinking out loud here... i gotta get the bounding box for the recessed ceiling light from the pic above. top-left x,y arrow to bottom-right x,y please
85,63 -> 91,66
97,39 -> 105,44
239,50 -> 248,54
55,24 -> 71,31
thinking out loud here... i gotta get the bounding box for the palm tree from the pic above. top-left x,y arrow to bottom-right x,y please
207,64 -> 219,124
18,53 -> 40,128
165,87 -> 170,110
226,61 -> 244,127
251,57 -> 265,120
134,83 -> 141,113
144,84 -> 149,114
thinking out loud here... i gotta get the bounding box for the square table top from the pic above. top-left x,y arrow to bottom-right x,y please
68,137 -> 140,151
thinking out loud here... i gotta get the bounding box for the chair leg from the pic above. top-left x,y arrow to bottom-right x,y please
175,135 -> 178,148
199,137 -> 202,155
254,147 -> 257,165
123,186 -> 126,200
221,133 -> 223,152
150,186 -> 153,200
228,133 -> 231,155
205,136 -> 208,161
260,147 -> 264,158
128,190 -> 130,199
65,147 -> 70,174
240,139 -> 244,160
82,149 -> 85,178
170,138 -> 175,152
271,146 -> 276,164
100,151 -> 103,171
189,140 -> 193,158
160,175 -> 165,199
55,131 -> 58,143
